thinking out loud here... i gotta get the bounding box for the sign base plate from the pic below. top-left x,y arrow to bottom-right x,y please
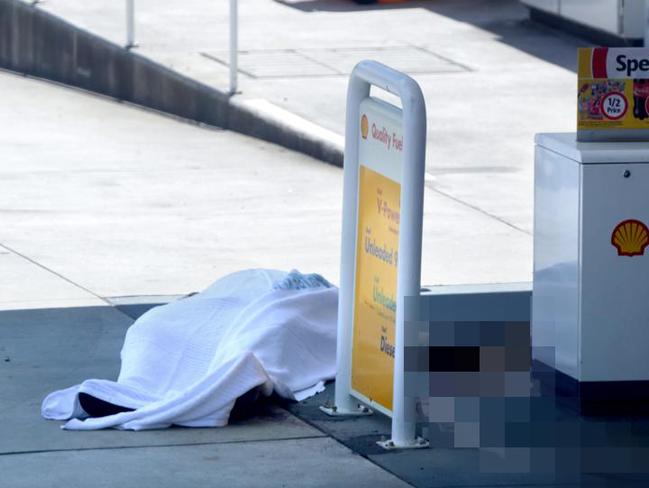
319,404 -> 373,417
377,436 -> 429,450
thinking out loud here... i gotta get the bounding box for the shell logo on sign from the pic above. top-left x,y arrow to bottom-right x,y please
361,114 -> 369,139
611,219 -> 649,256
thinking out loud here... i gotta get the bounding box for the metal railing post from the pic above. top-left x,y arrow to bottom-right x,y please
229,0 -> 238,94
645,0 -> 649,47
126,0 -> 136,49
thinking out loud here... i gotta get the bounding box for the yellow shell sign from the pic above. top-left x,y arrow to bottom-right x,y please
351,165 -> 400,412
611,219 -> 649,257
578,47 -> 649,133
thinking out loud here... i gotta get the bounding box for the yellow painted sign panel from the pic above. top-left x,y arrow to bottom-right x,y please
578,47 -> 649,131
351,165 -> 400,412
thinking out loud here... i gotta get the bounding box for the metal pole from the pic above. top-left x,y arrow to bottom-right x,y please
645,0 -> 649,47
330,73 -> 371,415
389,76 -> 426,448
126,0 -> 135,49
229,0 -> 238,94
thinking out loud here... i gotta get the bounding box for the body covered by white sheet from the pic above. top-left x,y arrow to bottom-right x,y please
42,269 -> 338,430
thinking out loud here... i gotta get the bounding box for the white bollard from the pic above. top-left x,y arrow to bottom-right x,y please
645,0 -> 649,47
229,0 -> 238,94
126,0 -> 136,49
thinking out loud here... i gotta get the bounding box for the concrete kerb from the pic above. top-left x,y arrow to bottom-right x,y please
0,0 -> 344,167
229,97 -> 344,166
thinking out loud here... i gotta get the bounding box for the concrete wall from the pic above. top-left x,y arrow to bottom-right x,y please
0,0 -> 343,166
0,0 -> 230,127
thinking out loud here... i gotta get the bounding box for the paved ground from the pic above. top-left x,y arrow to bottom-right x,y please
287,382 -> 649,488
0,69 -> 413,486
0,66 -> 531,306
0,62 -> 531,487
0,305 -> 410,488
27,0 -> 589,286
0,47 -> 537,484
3,65 -> 649,488
2,2 -> 635,486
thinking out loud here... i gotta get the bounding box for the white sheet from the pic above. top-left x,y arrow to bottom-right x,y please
42,269 -> 338,430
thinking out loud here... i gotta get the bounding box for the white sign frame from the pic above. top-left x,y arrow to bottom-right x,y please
320,60 -> 427,449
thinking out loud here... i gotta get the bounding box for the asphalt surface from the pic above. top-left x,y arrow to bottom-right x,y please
0,59 -> 529,486
3,65 -> 649,488
3,2 -> 634,486
0,69 -> 413,487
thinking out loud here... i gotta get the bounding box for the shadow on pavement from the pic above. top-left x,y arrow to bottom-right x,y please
0,303 -> 321,455
274,0 -> 584,72
286,381 -> 649,487
4,304 -> 649,486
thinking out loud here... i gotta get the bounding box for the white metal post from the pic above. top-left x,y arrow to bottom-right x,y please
229,0 -> 238,94
389,73 -> 426,448
126,0 -> 135,49
645,0 -> 649,47
321,73 -> 372,416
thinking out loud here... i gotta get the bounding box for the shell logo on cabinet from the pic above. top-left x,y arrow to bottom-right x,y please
611,219 -> 649,256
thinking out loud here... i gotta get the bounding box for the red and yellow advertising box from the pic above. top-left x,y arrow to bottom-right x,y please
578,47 -> 649,140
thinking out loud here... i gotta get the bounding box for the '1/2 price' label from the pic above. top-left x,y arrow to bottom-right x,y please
577,47 -> 649,133
601,92 -> 628,120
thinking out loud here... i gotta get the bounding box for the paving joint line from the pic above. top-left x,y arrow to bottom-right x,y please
279,410 -> 417,488
425,182 -> 532,236
0,434 -> 328,457
0,241 -> 112,307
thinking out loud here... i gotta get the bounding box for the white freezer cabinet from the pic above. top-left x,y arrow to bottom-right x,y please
533,133 -> 649,412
